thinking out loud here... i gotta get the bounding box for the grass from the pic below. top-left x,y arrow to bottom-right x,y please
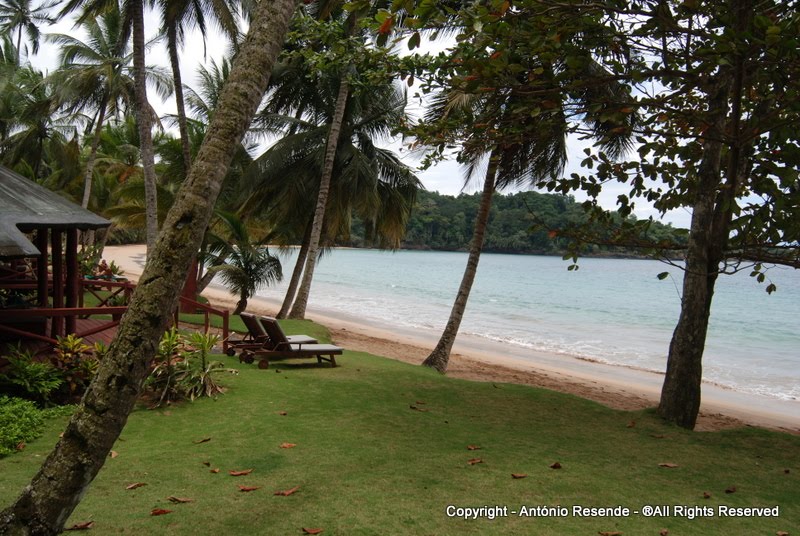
1,321 -> 797,535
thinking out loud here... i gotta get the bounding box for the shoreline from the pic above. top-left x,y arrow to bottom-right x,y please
103,245 -> 800,434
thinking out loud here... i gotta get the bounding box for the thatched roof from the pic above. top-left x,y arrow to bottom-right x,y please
0,166 -> 110,258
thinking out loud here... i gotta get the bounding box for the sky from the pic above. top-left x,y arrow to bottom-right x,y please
28,6 -> 691,229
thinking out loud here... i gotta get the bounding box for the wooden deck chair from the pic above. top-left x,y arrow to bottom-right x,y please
240,316 -> 342,368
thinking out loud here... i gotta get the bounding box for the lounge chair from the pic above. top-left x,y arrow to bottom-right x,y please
240,316 -> 342,368
226,312 -> 318,356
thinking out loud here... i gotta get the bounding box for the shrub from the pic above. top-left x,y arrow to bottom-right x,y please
52,334 -> 98,398
0,396 -> 45,457
0,344 -> 63,406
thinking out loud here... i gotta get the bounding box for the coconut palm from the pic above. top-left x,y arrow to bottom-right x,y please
204,211 -> 283,314
0,0 -> 57,64
246,67 -> 420,318
421,60 -> 636,373
49,4 -> 172,208
154,0 -> 240,175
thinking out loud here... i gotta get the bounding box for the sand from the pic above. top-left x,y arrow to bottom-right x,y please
103,245 -> 800,434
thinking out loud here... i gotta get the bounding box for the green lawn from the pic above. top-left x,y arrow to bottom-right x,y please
1,322 -> 797,535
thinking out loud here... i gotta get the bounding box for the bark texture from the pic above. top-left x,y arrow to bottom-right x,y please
81,97 -> 108,209
277,220 -> 312,319
167,21 -> 193,177
422,158 -> 497,373
0,2 -> 298,533
288,75 -> 350,319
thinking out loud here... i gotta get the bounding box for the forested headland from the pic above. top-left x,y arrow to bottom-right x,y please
348,189 -> 685,257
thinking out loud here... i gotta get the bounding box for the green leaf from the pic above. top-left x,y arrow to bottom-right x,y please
657,272 -> 669,280
408,32 -> 421,50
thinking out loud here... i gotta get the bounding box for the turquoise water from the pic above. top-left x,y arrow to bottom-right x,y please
256,249 -> 800,401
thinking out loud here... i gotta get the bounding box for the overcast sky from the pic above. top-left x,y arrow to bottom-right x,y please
29,7 -> 691,229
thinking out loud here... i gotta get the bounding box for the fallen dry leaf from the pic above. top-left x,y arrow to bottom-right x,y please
660,530 -> 669,536
210,468 -> 220,474
59,432 -> 64,438
626,421 -> 636,428
409,405 -> 429,412
150,509 -> 172,516
466,445 -> 481,451
64,521 -> 94,531
229,469 -> 254,476
125,482 -> 147,490
784,469 -> 790,474
278,411 -> 288,416
703,492 -> 711,499
302,529 -> 323,535
658,463 -> 679,468
511,474 -> 527,479
650,434 -> 666,439
280,443 -> 297,449
109,451 -> 118,459
598,532 -> 623,536
274,485 -> 300,496
193,437 -> 212,444
725,485 -> 737,494
550,462 -> 562,469
415,401 -> 426,405
238,485 -> 261,492
467,458 -> 483,465
202,461 -> 211,466
167,496 -> 194,504
16,442 -> 25,451
776,531 -> 789,536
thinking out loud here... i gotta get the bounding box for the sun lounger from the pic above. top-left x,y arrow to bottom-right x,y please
240,316 -> 342,369
226,312 -> 318,356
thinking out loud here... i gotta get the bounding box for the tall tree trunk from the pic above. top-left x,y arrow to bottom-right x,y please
0,2 -> 298,533
131,0 -> 159,255
658,0 -> 751,429
288,75 -> 350,319
422,157 -> 497,373
81,95 -> 109,209
167,21 -> 193,177
277,219 -> 312,319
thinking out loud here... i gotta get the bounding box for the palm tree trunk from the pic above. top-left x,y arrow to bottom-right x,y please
422,156 -> 497,373
81,95 -> 108,209
277,220 -> 312,318
167,21 -> 193,177
288,74 -> 350,319
131,0 -> 159,254
0,2 -> 298,532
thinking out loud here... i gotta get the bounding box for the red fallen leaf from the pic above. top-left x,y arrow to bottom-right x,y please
280,443 -> 297,449
150,509 -> 173,516
229,469 -> 254,476
210,468 -> 220,473
409,405 -> 429,412
193,437 -> 212,444
415,401 -> 426,405
703,492 -> 711,499
65,521 -> 94,531
16,442 -> 25,451
109,451 -> 119,459
202,461 -> 211,466
784,469 -> 790,474
278,411 -> 288,416
467,458 -> 483,465
167,496 -> 194,503
626,421 -> 636,428
776,532 -> 789,536
511,474 -> 527,479
274,485 -> 300,496
725,485 -> 737,494
238,485 -> 261,492
302,529 -> 323,535
466,445 -> 481,451
658,463 -> 679,468
650,434 -> 666,439
125,482 -> 147,490
598,532 -> 623,536
550,462 -> 562,469
660,530 -> 669,536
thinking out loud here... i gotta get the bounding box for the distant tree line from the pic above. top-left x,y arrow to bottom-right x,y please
348,189 -> 684,256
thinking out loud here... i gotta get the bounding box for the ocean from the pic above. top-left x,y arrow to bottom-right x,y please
255,248 -> 800,401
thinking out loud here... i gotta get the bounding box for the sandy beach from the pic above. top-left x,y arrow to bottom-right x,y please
103,244 -> 800,434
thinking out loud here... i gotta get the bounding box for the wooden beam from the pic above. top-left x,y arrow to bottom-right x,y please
65,228 -> 79,334
51,229 -> 63,338
35,228 -> 48,307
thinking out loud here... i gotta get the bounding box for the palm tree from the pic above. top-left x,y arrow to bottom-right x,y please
0,0 -> 57,64
0,1 -> 298,530
154,0 -> 240,175
48,4 -> 172,208
205,211 -> 283,314
246,67 -> 420,318
421,61 -> 635,373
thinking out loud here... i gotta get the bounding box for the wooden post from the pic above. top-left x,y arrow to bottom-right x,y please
51,229 -> 64,338
65,229 -> 79,334
35,228 -> 49,307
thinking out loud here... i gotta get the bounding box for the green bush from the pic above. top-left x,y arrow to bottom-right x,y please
0,396 -> 45,457
0,345 -> 63,406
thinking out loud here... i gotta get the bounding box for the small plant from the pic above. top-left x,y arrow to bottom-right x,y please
52,335 -> 97,398
0,345 -> 63,406
179,333 -> 234,401
147,327 -> 186,406
0,396 -> 45,457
